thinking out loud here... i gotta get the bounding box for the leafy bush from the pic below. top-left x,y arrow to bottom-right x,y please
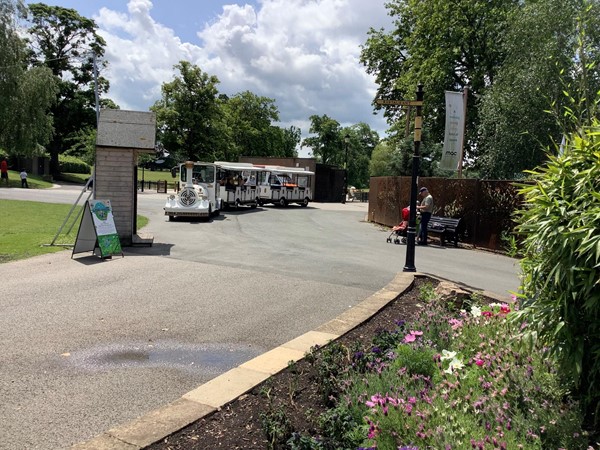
513,118 -> 600,426
58,155 -> 91,174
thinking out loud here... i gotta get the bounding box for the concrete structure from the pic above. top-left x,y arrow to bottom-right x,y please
95,109 -> 156,246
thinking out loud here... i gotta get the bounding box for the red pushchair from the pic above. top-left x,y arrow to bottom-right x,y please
386,207 -> 410,244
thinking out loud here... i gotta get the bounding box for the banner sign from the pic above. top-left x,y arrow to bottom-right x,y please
72,199 -> 123,258
441,91 -> 466,171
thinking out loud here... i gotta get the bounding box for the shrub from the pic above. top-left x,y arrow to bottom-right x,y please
58,155 -> 91,174
513,118 -> 600,427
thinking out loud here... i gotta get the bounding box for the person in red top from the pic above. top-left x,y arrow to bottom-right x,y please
1,158 -> 8,185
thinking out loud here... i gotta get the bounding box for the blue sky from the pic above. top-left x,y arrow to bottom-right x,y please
26,1 -> 393,155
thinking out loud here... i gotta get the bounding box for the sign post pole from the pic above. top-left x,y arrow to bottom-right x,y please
374,87 -> 425,272
403,84 -> 424,272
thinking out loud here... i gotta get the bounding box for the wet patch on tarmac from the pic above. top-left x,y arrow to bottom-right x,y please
63,340 -> 265,375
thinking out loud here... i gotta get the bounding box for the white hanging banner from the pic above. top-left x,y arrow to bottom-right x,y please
441,90 -> 466,171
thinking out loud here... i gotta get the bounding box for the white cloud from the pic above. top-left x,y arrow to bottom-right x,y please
93,0 -> 393,147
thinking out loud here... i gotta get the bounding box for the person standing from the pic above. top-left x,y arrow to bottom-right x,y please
417,187 -> 433,245
20,168 -> 28,188
1,158 -> 8,185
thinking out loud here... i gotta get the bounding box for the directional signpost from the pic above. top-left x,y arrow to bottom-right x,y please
375,99 -> 423,107
375,86 -> 424,272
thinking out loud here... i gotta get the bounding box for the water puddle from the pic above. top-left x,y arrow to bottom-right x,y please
63,340 -> 264,375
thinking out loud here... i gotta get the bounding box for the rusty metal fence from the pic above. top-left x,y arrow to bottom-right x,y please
368,177 -> 524,251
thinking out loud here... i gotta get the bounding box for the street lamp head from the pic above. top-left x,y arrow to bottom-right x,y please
344,134 -> 350,144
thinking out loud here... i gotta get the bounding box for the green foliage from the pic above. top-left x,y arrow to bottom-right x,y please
58,155 -> 90,174
152,61 -> 222,162
392,344 -> 437,378
260,404 -> 293,450
476,0 -> 600,179
26,3 -> 110,175
345,122 -> 379,189
307,342 -> 350,406
513,116 -> 600,425
0,1 -> 57,156
361,0 -> 600,179
222,91 -> 285,159
302,115 -> 342,165
361,0 -> 516,159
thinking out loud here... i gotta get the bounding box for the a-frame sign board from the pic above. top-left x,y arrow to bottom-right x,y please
72,200 -> 124,259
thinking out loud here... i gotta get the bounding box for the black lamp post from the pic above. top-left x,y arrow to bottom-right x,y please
342,134 -> 349,204
403,84 -> 424,273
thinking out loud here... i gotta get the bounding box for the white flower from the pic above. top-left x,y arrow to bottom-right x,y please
444,358 -> 465,374
440,349 -> 457,361
470,305 -> 482,317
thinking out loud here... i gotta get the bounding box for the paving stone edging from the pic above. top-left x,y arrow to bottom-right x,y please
71,272 -> 416,450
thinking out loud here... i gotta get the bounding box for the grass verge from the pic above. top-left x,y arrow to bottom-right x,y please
0,170 -> 54,189
0,199 -> 148,264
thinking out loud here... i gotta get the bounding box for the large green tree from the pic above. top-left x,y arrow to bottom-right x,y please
361,0 -> 517,161
222,91 -> 283,159
151,61 -> 222,161
345,122 -> 379,188
0,0 -> 57,156
477,0 -> 600,178
302,115 -> 342,165
26,3 -> 109,175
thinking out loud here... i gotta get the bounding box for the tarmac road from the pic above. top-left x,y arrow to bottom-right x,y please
0,185 -> 520,449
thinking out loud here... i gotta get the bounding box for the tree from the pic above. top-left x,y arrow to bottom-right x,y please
26,3 -> 109,175
476,0 -> 600,178
302,115 -> 342,165
370,140 -> 396,177
222,91 -> 281,159
151,61 -> 222,161
273,125 -> 300,158
361,0 -> 517,161
345,122 -> 379,188
0,0 -> 57,156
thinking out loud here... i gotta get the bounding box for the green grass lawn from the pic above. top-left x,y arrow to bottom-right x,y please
0,199 -> 149,264
0,170 -> 54,189
59,169 -> 173,186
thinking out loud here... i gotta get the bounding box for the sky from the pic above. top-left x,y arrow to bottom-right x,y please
25,0 -> 395,156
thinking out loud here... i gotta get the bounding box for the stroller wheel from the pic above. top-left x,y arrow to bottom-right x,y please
401,237 -> 407,244
386,238 -> 392,243
394,238 -> 400,244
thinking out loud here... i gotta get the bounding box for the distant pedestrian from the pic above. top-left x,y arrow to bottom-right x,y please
20,169 -> 28,188
1,158 -> 8,185
417,187 -> 433,245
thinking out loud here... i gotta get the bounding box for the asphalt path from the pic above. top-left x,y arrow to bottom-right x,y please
0,185 -> 520,449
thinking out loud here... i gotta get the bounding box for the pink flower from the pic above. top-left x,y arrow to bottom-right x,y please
403,330 -> 423,343
500,304 -> 511,314
482,311 -> 493,317
449,318 -> 463,330
475,359 -> 484,366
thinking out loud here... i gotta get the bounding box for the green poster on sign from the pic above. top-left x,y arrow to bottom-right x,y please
72,199 -> 123,258
90,200 -> 122,257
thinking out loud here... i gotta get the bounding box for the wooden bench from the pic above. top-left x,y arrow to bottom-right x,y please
426,216 -> 464,247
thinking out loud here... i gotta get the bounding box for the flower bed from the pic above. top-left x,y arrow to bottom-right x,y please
149,277 -> 594,449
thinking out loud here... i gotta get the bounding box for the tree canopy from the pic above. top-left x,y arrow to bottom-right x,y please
151,61 -> 222,162
361,0 -> 600,179
0,0 -> 57,156
26,2 -> 109,174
